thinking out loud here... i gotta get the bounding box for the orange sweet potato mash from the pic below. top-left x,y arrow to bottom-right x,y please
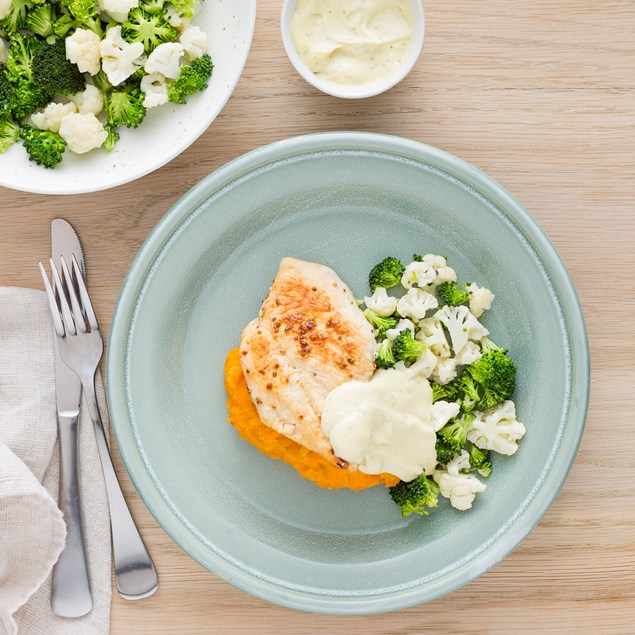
224,348 -> 399,490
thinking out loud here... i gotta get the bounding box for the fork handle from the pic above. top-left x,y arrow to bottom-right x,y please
82,375 -> 159,600
52,413 -> 93,617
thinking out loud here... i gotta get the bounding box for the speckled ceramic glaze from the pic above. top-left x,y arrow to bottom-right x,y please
0,1 -> 257,195
107,133 -> 589,614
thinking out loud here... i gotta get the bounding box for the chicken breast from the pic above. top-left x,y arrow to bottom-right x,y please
239,257 -> 376,469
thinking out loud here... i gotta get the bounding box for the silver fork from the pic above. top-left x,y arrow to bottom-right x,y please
40,255 -> 159,601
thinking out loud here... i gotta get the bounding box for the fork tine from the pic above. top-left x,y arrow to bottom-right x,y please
60,256 -> 87,334
50,258 -> 77,336
39,262 -> 65,337
72,254 -> 98,331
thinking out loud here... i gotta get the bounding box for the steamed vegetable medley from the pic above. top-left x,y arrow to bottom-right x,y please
0,0 -> 212,167
362,255 -> 526,517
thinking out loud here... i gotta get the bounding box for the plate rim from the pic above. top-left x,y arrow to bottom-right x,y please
107,131 -> 590,614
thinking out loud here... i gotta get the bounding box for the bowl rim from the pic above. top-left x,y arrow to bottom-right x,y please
280,0 -> 425,99
107,131 -> 590,614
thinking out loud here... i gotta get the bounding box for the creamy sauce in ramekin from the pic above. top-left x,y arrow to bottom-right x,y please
290,0 -> 415,86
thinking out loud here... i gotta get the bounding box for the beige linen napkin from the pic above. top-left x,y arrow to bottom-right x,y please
0,287 -> 111,635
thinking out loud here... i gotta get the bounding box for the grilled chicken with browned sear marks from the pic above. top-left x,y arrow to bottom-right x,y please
239,257 -> 376,469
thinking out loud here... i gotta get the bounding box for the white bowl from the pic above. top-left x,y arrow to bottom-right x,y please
0,0 -> 257,195
281,0 -> 425,99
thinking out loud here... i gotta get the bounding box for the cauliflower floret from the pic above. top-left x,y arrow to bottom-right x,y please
364,287 -> 398,317
98,0 -> 139,22
65,28 -> 101,76
435,305 -> 489,356
58,113 -> 108,154
397,287 -> 439,321
165,4 -> 184,27
466,283 -> 495,318
0,0 -> 10,21
446,449 -> 471,476
386,318 -> 415,341
417,317 -> 451,358
30,102 -> 78,133
100,26 -> 145,87
401,261 -> 436,289
180,24 -> 207,60
421,254 -> 447,269
417,254 -> 457,289
432,356 -> 459,385
144,42 -> 184,79
68,85 -> 104,116
431,400 -> 460,432
0,38 -> 8,64
433,469 -> 486,511
140,72 -> 168,108
408,348 -> 438,379
467,400 -> 526,456
433,265 -> 457,287
401,255 -> 458,291
454,341 -> 482,366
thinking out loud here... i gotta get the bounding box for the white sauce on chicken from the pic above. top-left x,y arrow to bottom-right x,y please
321,365 -> 436,481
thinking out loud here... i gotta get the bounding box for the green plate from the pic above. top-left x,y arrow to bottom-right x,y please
107,132 -> 589,614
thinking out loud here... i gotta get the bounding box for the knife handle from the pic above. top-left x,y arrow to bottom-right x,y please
83,375 -> 159,601
52,414 -> 93,617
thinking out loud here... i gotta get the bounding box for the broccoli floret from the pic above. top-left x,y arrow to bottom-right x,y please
122,66 -> 146,88
5,32 -> 41,83
60,0 -> 99,26
103,123 -> 120,152
140,0 -> 167,13
452,370 -> 481,411
104,85 -> 146,128
479,336 -> 506,355
466,442 -> 492,478
0,0 -> 30,34
19,124 -> 66,168
122,8 -> 177,53
26,4 -> 57,37
374,338 -> 396,369
0,114 -> 19,153
437,281 -> 470,307
469,350 -> 516,410
389,474 -> 440,517
431,381 -> 459,403
167,53 -> 213,104
363,307 -> 398,336
54,0 -> 102,35
0,67 -> 14,114
92,69 -> 113,95
53,9 -> 78,38
448,351 -> 517,411
10,79 -> 53,122
392,330 -> 426,364
168,0 -> 201,19
32,39 -> 86,96
437,412 -> 474,453
435,438 -> 456,465
368,257 -> 405,292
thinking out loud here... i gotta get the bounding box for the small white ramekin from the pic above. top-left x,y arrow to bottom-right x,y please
281,0 -> 425,99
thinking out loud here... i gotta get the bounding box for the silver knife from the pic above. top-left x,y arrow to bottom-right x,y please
50,219 -> 92,618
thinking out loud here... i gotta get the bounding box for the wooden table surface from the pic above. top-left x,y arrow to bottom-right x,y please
2,1 -> 634,633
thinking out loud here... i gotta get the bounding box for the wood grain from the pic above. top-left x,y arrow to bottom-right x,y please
2,1 -> 635,633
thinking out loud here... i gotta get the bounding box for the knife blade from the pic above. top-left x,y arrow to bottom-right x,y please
50,219 -> 93,618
